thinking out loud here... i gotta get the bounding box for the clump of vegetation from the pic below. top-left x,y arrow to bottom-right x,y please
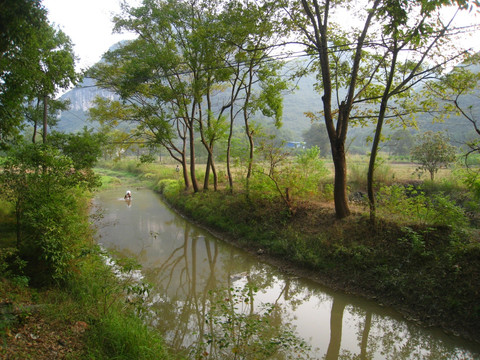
154,174 -> 480,341
0,142 -> 173,358
411,131 -> 457,181
192,285 -> 311,359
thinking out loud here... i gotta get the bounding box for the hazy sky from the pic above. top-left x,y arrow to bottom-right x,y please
42,0 -> 139,70
42,0 -> 478,73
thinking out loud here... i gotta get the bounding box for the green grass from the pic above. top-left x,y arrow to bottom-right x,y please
88,159 -> 480,341
0,188 -> 175,359
154,176 -> 480,342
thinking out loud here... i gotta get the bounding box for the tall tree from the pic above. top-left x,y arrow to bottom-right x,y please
287,0 -> 478,219
288,0 -> 382,218
0,0 -> 46,144
25,97 -> 70,144
365,1 -> 478,223
221,0 -> 288,190
90,0 -> 203,191
33,25 -> 77,143
90,0 -> 289,192
0,0 -> 77,146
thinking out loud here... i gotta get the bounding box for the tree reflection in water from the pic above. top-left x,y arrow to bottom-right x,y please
93,188 -> 480,360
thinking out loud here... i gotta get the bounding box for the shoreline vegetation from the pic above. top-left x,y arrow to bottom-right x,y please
155,182 -> 480,344
2,158 -> 480,359
0,154 -> 172,359
103,159 -> 480,344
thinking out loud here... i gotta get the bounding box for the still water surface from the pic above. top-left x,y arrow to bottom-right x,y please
92,187 -> 480,359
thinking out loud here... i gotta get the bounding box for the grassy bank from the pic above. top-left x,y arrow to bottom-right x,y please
98,158 -> 480,344
0,248 -> 172,359
155,181 -> 480,342
92,162 -> 480,341
1,189 -> 174,359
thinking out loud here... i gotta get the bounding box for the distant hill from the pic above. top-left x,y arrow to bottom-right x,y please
54,69 -> 319,139
55,77 -> 118,133
53,56 -> 478,152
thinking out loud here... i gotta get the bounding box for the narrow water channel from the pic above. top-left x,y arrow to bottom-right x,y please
92,187 -> 480,359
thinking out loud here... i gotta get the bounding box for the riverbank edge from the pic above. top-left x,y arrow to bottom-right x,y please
153,180 -> 480,346
0,192 -> 174,359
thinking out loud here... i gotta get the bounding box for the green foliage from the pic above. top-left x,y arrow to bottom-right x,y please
56,243 -> 171,359
192,285 -> 311,359
253,137 -> 329,211
461,169 -> 480,204
0,248 -> 28,285
294,146 -> 329,196
0,144 -> 99,284
49,128 -> 105,170
155,179 -> 183,197
0,0 -> 46,142
377,185 -> 468,229
0,0 -> 78,146
86,312 -> 170,360
411,131 -> 457,181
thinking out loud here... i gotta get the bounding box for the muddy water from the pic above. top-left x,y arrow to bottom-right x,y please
92,187 -> 480,359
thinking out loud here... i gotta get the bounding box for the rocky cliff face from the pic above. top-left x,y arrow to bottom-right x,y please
60,78 -> 116,112
55,78 -> 117,132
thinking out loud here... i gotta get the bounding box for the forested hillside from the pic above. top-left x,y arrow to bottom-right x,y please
55,58 -> 479,155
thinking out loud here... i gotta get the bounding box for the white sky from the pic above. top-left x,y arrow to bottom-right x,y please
42,0 -> 479,73
42,0 -> 139,71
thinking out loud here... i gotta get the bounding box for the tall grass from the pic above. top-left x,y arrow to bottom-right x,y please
67,250 -> 172,360
348,157 -> 395,190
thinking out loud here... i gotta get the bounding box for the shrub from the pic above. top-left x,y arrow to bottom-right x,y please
0,144 -> 99,284
377,185 -> 468,229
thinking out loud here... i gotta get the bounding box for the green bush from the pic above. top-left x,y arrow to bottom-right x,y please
377,185 -> 468,229
0,144 -> 99,284
155,179 -> 182,197
86,312 -> 170,360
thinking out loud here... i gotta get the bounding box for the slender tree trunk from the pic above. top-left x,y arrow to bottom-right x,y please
188,121 -> 199,193
32,98 -> 41,144
32,120 -> 38,144
182,154 -> 190,190
244,65 -> 254,181
203,147 -> 218,191
42,95 -> 48,144
367,43 -> 398,224
226,115 -> 234,191
226,83 -> 237,191
204,156 -> 211,190
16,200 -> 21,248
332,144 -> 350,219
367,107 -> 386,223
246,124 -> 255,180
211,156 -> 218,191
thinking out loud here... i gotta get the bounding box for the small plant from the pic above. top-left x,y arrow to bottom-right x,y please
192,284 -> 311,359
399,226 -> 427,257
377,185 -> 468,230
